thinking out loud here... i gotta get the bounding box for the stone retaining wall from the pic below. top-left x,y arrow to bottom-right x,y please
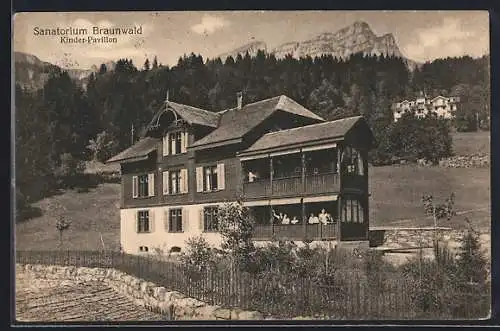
438,154 -> 489,168
369,228 -> 490,255
15,264 -> 269,321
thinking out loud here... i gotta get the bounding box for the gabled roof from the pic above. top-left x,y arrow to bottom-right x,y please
190,95 -> 324,150
146,101 -> 220,132
106,137 -> 159,164
430,95 -> 448,102
239,116 -> 372,156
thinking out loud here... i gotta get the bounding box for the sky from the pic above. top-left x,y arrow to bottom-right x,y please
13,11 -> 490,70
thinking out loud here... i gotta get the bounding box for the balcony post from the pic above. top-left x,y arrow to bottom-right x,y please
301,150 -> 306,193
269,156 -> 273,196
301,198 -> 306,241
337,145 -> 343,241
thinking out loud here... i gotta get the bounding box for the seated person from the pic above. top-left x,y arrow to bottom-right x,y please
290,216 -> 299,224
281,213 -> 290,225
308,213 -> 319,224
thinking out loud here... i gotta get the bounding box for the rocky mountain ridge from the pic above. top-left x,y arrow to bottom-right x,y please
217,21 -> 419,70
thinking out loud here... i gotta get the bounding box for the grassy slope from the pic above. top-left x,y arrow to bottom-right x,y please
451,131 -> 490,156
16,132 -> 491,250
15,184 -> 121,251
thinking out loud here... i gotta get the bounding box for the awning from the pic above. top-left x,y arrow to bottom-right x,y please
106,137 -> 159,164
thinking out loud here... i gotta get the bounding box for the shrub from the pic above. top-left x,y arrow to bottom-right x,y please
179,236 -> 218,281
456,219 -> 488,285
217,201 -> 256,270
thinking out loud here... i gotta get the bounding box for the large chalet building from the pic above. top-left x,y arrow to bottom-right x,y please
392,95 -> 460,122
107,95 -> 375,254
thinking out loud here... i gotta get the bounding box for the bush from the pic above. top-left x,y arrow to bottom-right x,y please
179,236 -> 218,281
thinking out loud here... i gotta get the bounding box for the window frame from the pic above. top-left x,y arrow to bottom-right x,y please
169,169 -> 181,194
137,210 -> 150,233
203,206 -> 219,232
203,165 -> 218,192
137,174 -> 149,198
169,208 -> 183,233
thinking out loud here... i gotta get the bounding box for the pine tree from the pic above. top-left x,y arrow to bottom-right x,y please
457,219 -> 487,285
152,56 -> 158,69
143,58 -> 150,71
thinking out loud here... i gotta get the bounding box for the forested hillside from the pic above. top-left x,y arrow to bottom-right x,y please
15,51 -> 490,218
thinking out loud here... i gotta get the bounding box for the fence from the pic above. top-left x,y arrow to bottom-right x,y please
15,250 -> 489,320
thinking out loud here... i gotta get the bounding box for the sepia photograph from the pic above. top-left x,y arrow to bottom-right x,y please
13,10 -> 491,322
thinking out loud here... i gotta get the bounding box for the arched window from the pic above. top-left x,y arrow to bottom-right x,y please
341,146 -> 364,176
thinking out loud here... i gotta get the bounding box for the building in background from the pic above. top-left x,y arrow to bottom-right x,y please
392,94 -> 460,122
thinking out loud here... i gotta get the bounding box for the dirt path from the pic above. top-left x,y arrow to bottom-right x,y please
15,272 -> 167,322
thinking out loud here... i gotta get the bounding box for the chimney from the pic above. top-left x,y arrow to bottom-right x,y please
237,91 -> 243,109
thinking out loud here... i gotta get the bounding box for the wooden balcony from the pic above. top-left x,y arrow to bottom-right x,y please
253,223 -> 338,241
243,172 -> 340,200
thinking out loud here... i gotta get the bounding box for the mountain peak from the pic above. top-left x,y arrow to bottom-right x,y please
217,40 -> 267,60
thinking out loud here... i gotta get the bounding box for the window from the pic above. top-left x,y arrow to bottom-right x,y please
203,206 -> 219,232
342,199 -> 365,223
341,147 -> 364,176
133,173 -> 155,198
137,210 -> 150,233
166,131 -> 188,155
204,166 -> 218,191
196,163 -> 225,192
169,208 -> 183,232
138,175 -> 148,197
170,170 -> 181,194
163,169 -> 188,195
139,246 -> 149,252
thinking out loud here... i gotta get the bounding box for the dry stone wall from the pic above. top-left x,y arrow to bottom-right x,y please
438,154 -> 489,168
16,264 -> 268,321
370,228 -> 490,255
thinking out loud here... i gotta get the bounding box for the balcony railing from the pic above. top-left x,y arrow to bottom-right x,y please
253,223 -> 338,241
243,172 -> 340,200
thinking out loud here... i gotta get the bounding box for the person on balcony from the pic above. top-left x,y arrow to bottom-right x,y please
281,214 -> 290,225
248,171 -> 259,182
318,208 -> 329,224
308,213 -> 319,224
290,216 -> 299,224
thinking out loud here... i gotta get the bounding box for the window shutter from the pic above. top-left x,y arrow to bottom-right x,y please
164,209 -> 169,232
196,167 -> 203,192
170,135 -> 176,155
149,210 -> 155,233
182,208 -> 189,232
163,171 -> 169,195
136,211 -> 140,233
163,135 -> 169,156
132,176 -> 138,198
183,131 -> 189,152
180,169 -> 188,193
180,131 -> 187,153
217,163 -> 225,190
148,173 -> 155,197
199,208 -> 204,231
